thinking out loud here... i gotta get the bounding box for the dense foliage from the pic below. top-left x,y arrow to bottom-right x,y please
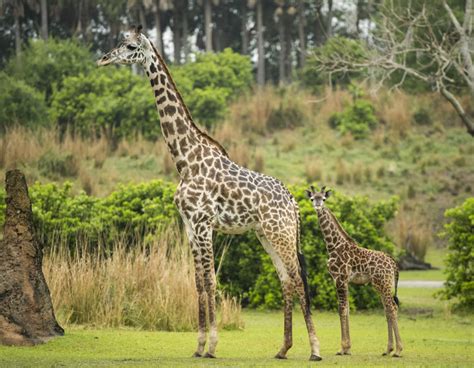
329,86 -> 378,139
172,48 -> 253,128
1,40 -> 251,139
220,186 -> 398,310
301,36 -> 368,92
0,72 -> 49,131
0,181 -> 397,310
439,198 -> 474,310
49,67 -> 159,141
5,39 -> 93,101
0,180 -> 178,249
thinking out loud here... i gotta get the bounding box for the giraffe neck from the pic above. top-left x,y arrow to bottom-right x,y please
141,37 -> 228,176
316,207 -> 357,253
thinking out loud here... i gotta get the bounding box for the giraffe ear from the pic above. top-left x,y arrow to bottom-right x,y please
325,190 -> 332,198
137,24 -> 143,33
305,190 -> 312,199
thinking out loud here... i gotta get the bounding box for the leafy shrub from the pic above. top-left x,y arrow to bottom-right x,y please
6,38 -> 93,102
0,72 -> 49,131
172,48 -> 253,128
329,97 -> 378,139
49,68 -> 159,141
0,180 -> 179,249
0,181 -> 397,311
439,198 -> 474,310
413,108 -> 432,125
37,151 -> 80,179
301,36 -> 368,92
266,91 -> 306,130
218,186 -> 398,310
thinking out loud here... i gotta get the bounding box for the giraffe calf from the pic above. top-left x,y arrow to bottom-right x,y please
306,185 -> 403,357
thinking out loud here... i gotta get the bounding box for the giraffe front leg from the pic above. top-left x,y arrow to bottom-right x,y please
335,281 -> 351,356
204,272 -> 218,358
190,245 -> 207,357
197,228 -> 219,359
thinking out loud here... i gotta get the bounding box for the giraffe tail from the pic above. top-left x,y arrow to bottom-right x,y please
393,265 -> 400,307
297,250 -> 312,315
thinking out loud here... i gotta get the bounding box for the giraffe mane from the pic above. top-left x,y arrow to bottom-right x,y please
326,208 -> 358,246
147,37 -> 229,158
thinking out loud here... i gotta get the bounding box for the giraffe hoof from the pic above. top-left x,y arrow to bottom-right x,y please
336,351 -> 351,356
274,353 -> 287,360
192,352 -> 202,358
309,354 -> 322,361
204,352 -> 216,359
392,354 -> 402,358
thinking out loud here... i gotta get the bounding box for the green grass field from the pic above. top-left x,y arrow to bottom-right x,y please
1,282 -> 472,368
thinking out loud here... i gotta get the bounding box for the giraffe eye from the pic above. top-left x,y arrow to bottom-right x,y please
127,45 -> 137,51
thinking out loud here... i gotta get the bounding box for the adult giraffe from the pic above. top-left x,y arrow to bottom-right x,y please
97,26 -> 321,361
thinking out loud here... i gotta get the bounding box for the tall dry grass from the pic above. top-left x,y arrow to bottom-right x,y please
226,86 -> 313,135
44,226 -> 244,331
388,209 -> 433,261
374,90 -> 412,140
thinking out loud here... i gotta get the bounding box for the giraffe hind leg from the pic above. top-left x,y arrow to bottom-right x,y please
335,280 -> 351,356
256,232 -> 294,359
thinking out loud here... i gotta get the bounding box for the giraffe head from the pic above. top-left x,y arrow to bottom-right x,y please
97,25 -> 151,67
305,185 -> 332,210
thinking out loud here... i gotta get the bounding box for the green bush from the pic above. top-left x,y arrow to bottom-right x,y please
37,151 -> 80,179
329,87 -> 378,139
6,38 -> 93,102
301,36 -> 368,92
49,68 -> 159,141
266,88 -> 307,131
0,180 -> 179,249
439,198 -> 474,310
172,48 -> 253,128
413,107 -> 432,125
0,72 -> 49,131
0,181 -> 397,311
218,186 -> 398,310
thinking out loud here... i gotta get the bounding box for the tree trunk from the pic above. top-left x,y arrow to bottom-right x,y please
297,0 -> 306,68
14,12 -> 21,59
138,4 -> 147,32
278,13 -> 286,85
40,0 -> 48,40
256,0 -> 265,85
326,0 -> 333,39
75,0 -> 84,37
0,170 -> 64,346
173,8 -> 181,64
182,0 -> 189,62
241,2 -> 248,54
314,2 -> 325,46
154,0 -> 163,55
440,88 -> 474,137
204,0 -> 212,52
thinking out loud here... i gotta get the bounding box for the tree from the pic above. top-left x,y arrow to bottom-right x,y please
310,0 -> 474,136
254,0 -> 265,85
203,0 -> 213,52
439,197 -> 474,310
297,0 -> 306,67
0,0 -> 24,59
275,1 -> 295,84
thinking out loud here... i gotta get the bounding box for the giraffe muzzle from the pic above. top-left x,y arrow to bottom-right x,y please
97,54 -> 114,66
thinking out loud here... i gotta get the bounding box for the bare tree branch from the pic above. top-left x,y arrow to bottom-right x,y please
310,2 -> 473,136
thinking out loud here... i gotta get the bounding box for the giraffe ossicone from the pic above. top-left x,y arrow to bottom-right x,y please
97,25 -> 322,361
307,185 -> 403,357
